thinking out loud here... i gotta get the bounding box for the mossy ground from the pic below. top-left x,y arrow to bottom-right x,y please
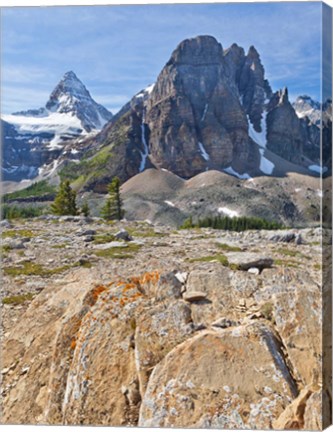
94,244 -> 142,259
2,293 -> 35,305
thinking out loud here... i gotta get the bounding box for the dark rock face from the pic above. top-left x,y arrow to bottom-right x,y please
266,88 -> 306,164
238,46 -> 272,131
2,35 -> 324,189
146,36 -> 258,178
2,120 -> 62,181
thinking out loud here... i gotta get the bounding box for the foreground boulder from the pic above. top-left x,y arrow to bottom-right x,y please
1,222 -> 325,429
139,323 -> 298,429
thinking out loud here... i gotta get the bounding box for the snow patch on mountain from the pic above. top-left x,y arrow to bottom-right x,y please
3,112 -> 83,136
308,164 -> 328,175
165,200 -> 176,207
247,112 -> 267,148
259,149 -> 275,175
218,207 -> 239,218
224,166 -> 252,180
293,95 -> 321,125
201,104 -> 208,121
139,122 -> 149,172
145,83 -> 155,94
198,142 -> 210,161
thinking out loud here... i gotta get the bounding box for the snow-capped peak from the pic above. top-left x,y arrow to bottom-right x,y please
44,71 -> 112,131
2,71 -> 114,182
46,71 -> 91,111
293,95 -> 321,125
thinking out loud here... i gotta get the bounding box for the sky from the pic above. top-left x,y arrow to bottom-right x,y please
0,1 -> 329,115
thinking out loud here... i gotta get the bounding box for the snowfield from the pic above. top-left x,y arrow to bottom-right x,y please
247,112 -> 267,149
218,207 -> 239,218
259,149 -> 275,175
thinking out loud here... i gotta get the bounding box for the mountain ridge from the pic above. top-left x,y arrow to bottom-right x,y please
2,71 -> 112,181
2,35 -> 330,190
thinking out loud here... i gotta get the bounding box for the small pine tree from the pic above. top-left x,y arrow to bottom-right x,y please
51,180 -> 78,216
81,201 -> 90,217
101,177 -> 124,220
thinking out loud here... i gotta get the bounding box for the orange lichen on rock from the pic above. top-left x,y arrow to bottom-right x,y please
129,271 -> 160,288
84,285 -> 108,307
92,285 -> 107,301
140,271 -> 160,286
70,338 -> 77,351
122,283 -> 137,293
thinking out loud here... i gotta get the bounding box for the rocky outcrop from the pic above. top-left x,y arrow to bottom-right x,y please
238,45 -> 272,131
139,324 -> 297,429
266,88 -> 306,164
146,36 -> 257,177
1,218 -> 326,428
57,35 -> 321,192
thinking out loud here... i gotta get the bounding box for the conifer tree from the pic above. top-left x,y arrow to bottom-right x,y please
81,200 -> 90,217
51,180 -> 78,216
101,177 -> 124,220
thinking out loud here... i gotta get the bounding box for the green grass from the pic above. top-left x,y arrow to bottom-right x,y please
2,293 -> 35,305
3,204 -> 48,220
51,243 -> 69,249
93,233 -> 116,244
3,180 -> 56,202
189,254 -> 229,266
4,262 -> 71,277
1,245 -> 11,254
3,259 -> 92,277
127,227 -> 166,238
59,144 -> 114,185
309,241 -> 321,246
74,259 -> 93,269
215,243 -> 243,252
95,243 -> 141,259
274,259 -> 300,268
276,248 -> 311,260
2,229 -> 35,239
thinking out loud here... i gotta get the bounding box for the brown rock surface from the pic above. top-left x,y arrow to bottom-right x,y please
139,323 -> 297,428
1,218 -> 327,428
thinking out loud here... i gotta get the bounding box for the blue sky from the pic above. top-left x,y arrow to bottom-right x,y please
1,1 -> 326,115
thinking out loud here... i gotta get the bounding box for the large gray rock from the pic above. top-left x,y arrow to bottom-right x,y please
115,229 -> 133,242
227,252 -> 274,271
0,220 -> 13,229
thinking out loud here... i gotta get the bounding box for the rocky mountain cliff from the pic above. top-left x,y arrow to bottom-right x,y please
2,36 -> 329,191
2,72 -> 112,182
53,36 -> 326,193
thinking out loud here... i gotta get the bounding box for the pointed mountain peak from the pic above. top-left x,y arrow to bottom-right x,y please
63,70 -> 79,80
49,71 -> 90,100
247,45 -> 261,60
279,87 -> 289,104
244,45 -> 264,76
294,95 -> 320,108
45,71 -> 112,131
224,43 -> 245,58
